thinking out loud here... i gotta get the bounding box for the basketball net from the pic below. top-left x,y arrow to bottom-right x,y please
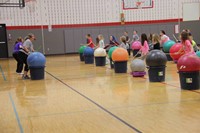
25,0 -> 36,13
136,1 -> 143,9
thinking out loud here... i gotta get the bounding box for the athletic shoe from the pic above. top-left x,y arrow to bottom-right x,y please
22,75 -> 30,80
17,72 -> 24,75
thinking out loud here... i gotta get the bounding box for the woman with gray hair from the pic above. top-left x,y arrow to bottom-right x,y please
18,33 -> 36,79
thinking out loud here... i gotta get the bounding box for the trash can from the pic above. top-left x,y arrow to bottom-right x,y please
84,55 -> 94,64
114,61 -> 127,73
146,50 -> 168,82
29,66 -> 45,80
79,53 -> 84,61
132,49 -> 141,57
110,58 -> 114,69
95,57 -> 106,66
147,66 -> 166,82
178,71 -> 200,90
79,46 -> 87,61
83,47 -> 94,64
177,53 -> 200,90
165,53 -> 173,61
94,48 -> 107,66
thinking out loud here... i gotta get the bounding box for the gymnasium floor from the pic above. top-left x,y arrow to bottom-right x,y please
0,55 -> 200,133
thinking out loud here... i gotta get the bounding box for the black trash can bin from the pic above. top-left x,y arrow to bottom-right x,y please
165,53 -> 173,61
132,49 -> 141,57
79,53 -> 84,61
95,56 -> 106,66
109,58 -> 114,69
84,55 -> 94,64
178,71 -> 200,90
147,66 -> 166,82
29,66 -> 45,80
114,61 -> 127,73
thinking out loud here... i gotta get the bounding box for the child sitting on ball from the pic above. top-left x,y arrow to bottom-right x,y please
176,31 -> 194,55
134,33 -> 149,60
86,34 -> 95,48
188,33 -> 199,52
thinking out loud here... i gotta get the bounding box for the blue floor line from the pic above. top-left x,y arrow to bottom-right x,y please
9,92 -> 24,133
0,65 -> 6,81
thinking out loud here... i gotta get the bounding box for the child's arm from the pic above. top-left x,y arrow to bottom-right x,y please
175,46 -> 184,55
87,41 -> 92,46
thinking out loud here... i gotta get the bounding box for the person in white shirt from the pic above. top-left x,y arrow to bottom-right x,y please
120,36 -> 129,50
97,34 -> 105,48
97,34 -> 110,64
132,30 -> 139,42
160,30 -> 170,48
18,33 -> 36,79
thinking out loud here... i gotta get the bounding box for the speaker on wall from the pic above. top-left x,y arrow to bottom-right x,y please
0,24 -> 8,58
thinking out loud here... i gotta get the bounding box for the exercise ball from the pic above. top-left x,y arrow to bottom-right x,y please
131,41 -> 142,50
169,43 -> 184,61
83,47 -> 94,56
130,59 -> 145,72
177,53 -> 200,72
163,40 -> 175,53
94,48 -> 106,57
108,46 -> 118,59
27,52 -> 46,67
79,45 -> 87,53
146,50 -> 167,66
196,51 -> 200,58
112,48 -> 128,62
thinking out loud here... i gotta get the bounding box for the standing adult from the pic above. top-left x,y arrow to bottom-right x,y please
132,30 -> 139,42
18,33 -> 35,79
124,31 -> 131,56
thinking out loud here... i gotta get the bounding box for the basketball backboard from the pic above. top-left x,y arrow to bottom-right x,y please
0,0 -> 25,7
123,0 -> 154,10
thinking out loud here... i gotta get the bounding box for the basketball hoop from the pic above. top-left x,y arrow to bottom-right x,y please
136,1 -> 143,9
25,0 -> 36,13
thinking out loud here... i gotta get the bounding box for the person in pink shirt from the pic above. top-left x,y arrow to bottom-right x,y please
134,33 -> 149,59
176,31 -> 194,55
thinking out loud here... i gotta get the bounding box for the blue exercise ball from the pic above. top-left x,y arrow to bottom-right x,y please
27,52 -> 46,67
83,47 -> 94,56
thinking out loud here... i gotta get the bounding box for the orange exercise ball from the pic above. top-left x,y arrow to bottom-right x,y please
112,48 -> 128,61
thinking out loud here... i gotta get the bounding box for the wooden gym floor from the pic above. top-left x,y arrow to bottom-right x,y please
0,55 -> 200,133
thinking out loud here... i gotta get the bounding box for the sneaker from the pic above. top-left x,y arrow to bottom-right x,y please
17,72 -> 24,75
22,75 -> 30,80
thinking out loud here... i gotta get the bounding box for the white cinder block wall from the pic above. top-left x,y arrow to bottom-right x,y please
0,0 -> 199,26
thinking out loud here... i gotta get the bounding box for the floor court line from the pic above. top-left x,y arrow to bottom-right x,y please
142,77 -> 200,94
8,92 -> 24,133
45,71 -> 142,133
0,65 -> 7,81
26,98 -> 200,119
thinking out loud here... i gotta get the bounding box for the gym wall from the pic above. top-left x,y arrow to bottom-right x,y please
0,0 -> 199,56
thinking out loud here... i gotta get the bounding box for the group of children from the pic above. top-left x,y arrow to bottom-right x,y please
85,29 -> 199,60
12,30 -> 199,78
12,33 -> 36,79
